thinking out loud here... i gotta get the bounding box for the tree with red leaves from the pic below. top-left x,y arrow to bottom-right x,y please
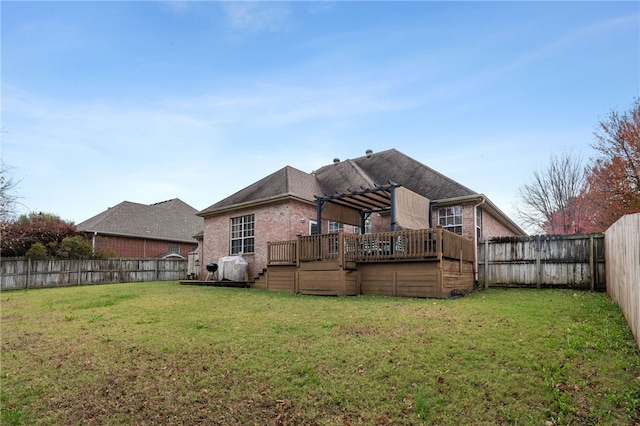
0,212 -> 83,257
587,98 -> 640,229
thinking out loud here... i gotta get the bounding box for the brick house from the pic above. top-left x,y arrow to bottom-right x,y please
197,149 -> 525,281
77,198 -> 203,258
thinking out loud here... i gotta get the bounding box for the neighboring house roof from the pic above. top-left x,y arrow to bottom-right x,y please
77,198 -> 203,243
197,149 -> 525,235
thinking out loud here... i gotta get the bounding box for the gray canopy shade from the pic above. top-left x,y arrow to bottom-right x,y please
314,182 -> 431,233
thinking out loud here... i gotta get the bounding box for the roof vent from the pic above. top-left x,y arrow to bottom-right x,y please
366,149 -> 373,158
333,158 -> 340,164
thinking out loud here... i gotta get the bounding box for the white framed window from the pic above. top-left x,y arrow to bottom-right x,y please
355,218 -> 372,234
328,221 -> 343,233
309,219 -> 319,235
230,214 -> 255,254
438,206 -> 462,235
328,221 -> 343,254
168,243 -> 180,254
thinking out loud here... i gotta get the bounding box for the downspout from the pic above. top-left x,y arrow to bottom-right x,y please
473,197 -> 486,283
92,232 -> 98,255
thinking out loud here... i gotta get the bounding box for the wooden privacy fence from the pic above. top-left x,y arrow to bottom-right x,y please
0,258 -> 188,291
478,233 -> 605,290
605,213 -> 639,347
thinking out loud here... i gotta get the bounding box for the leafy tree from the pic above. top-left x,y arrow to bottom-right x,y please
516,152 -> 590,234
587,97 -> 640,229
0,212 -> 80,257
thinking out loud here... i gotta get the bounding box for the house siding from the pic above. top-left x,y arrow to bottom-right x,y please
94,235 -> 196,259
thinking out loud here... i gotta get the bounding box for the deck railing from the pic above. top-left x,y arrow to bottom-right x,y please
267,239 -> 298,264
267,228 -> 474,265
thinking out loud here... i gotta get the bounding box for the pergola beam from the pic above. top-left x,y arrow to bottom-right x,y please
314,182 -> 401,234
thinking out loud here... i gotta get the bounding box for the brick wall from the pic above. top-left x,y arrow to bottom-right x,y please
202,199 -> 318,279
94,235 -> 197,258
479,208 -> 518,238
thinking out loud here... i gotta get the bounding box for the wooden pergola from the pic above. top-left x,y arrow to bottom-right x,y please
314,182 -> 432,233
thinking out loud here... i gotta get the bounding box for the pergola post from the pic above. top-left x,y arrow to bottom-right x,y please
390,185 -> 396,231
315,198 -> 323,235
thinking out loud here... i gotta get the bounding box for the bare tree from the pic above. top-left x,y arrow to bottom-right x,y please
515,152 -> 589,234
0,161 -> 24,222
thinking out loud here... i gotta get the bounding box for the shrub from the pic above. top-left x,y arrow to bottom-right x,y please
57,236 -> 93,258
25,242 -> 48,259
94,248 -> 118,259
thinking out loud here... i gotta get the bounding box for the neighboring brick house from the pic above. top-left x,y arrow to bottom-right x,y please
197,149 -> 526,280
77,199 -> 203,258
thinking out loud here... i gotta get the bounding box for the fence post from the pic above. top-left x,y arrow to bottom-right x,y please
484,239 -> 489,289
589,234 -> 595,291
77,260 -> 82,285
27,258 -> 32,290
536,235 -> 542,289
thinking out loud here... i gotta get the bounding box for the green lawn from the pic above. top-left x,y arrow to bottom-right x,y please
1,282 -> 638,425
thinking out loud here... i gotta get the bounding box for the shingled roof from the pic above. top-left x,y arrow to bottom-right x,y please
199,149 -> 477,216
198,166 -> 321,216
77,198 -> 203,243
314,148 -> 476,200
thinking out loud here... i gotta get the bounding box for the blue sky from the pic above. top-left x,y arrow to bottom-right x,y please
2,1 -> 638,227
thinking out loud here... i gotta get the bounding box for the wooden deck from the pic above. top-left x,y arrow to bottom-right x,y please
179,280 -> 250,288
261,228 -> 475,298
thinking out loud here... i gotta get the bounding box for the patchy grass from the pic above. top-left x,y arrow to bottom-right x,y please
1,283 -> 638,425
